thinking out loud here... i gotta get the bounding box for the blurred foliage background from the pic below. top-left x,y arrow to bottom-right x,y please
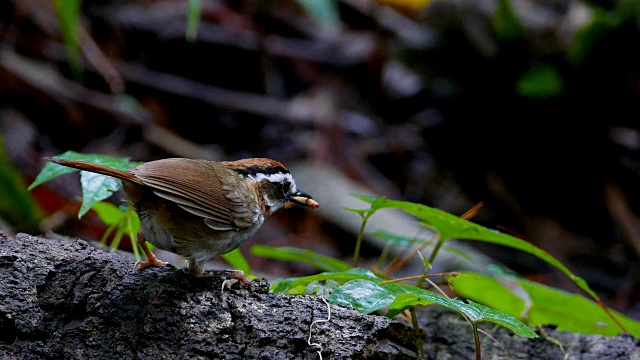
1,0 -> 639,320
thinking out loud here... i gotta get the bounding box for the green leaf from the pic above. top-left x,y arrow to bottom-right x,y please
326,278 -> 437,316
222,248 -> 252,276
186,0 -> 201,42
29,151 -> 142,189
352,195 -> 457,240
492,0 -> 523,40
388,293 -> 537,338
516,64 -> 565,98
344,207 -> 369,217
350,194 -> 388,212
305,279 -> 341,297
53,0 -> 82,76
91,202 -> 140,238
271,268 -> 382,294
29,161 -> 76,191
29,151 -> 143,218
450,271 -> 529,319
91,201 -> 126,226
329,279 -> 402,314
79,171 -> 122,218
461,300 -> 538,338
352,195 -> 600,301
385,283 -> 473,318
451,272 -> 640,337
330,279 -> 536,338
329,279 -> 457,316
250,245 -> 351,272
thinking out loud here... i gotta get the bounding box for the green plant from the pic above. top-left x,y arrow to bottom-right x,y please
29,151 -> 143,217
91,201 -> 141,259
0,134 -> 43,232
186,0 -> 202,42
253,195 -> 640,358
53,0 -> 82,76
29,151 -> 145,258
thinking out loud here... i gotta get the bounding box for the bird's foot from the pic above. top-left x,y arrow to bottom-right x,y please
134,257 -> 169,271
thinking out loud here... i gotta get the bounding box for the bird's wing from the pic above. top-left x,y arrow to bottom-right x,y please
131,158 -> 260,230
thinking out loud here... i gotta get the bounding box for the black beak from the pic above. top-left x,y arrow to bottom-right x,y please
287,190 -> 319,208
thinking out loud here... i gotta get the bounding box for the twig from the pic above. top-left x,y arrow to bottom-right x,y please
604,182 -> 640,257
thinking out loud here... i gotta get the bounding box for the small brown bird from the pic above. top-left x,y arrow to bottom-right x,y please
46,157 -> 319,284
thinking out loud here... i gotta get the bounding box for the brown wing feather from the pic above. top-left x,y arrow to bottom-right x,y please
130,158 -> 257,229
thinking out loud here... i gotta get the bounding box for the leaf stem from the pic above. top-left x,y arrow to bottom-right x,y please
100,219 -> 120,245
353,212 -> 370,268
410,307 -> 423,358
126,207 -> 141,261
379,272 -> 459,285
427,236 -> 446,267
473,322 -> 481,360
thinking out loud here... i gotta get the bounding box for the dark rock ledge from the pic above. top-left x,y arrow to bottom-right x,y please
1,233 -> 638,359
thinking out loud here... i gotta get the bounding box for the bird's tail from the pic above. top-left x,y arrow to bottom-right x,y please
46,157 -> 143,184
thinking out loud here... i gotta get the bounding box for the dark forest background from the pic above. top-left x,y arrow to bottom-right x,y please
1,0 -> 639,320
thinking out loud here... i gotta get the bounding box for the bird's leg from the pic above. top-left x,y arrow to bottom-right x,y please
134,233 -> 168,270
189,259 -> 252,286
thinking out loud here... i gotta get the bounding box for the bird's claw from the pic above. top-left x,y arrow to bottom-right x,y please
133,258 -> 169,271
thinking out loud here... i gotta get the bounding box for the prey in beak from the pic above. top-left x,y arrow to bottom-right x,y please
285,190 -> 319,209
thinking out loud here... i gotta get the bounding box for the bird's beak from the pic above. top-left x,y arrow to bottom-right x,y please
286,190 -> 319,209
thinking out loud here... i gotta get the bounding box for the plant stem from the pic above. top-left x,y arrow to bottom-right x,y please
100,218 -> 120,245
126,208 -> 141,261
379,272 -> 458,285
353,212 -> 370,268
473,322 -> 481,360
427,237 -> 446,267
410,307 -> 423,358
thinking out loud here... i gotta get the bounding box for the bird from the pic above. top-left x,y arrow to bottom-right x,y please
45,157 -> 319,285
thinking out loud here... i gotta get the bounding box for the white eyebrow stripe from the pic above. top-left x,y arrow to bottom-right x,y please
249,172 -> 293,185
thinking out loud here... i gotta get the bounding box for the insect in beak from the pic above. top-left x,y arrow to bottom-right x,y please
287,190 -> 319,209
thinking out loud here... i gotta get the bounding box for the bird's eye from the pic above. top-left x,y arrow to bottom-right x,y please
282,182 -> 291,194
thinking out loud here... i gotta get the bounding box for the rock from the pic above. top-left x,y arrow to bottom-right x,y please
1,233 -> 638,359
0,233 -> 416,359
